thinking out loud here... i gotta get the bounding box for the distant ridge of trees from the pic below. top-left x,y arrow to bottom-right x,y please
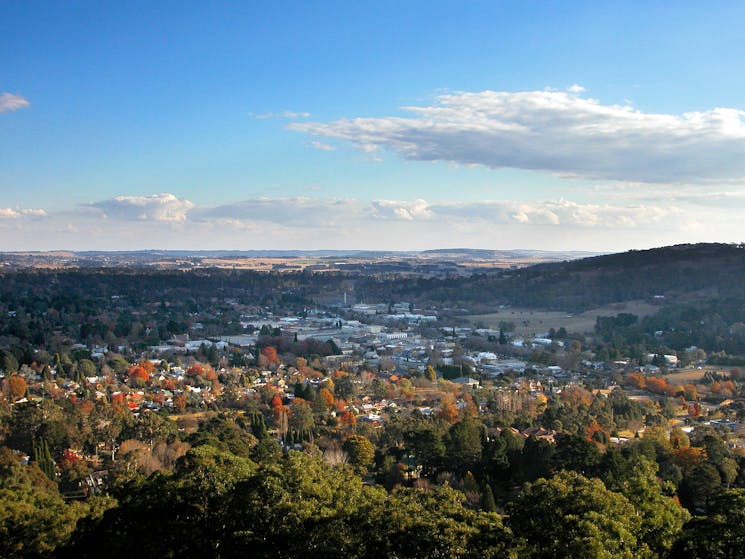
356,243 -> 745,312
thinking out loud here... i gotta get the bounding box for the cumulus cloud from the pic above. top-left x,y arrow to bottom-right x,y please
372,199 -> 434,220
0,93 -> 30,113
0,194 -> 737,251
0,207 -> 47,218
89,193 -> 194,222
289,89 -> 745,183
370,198 -> 675,228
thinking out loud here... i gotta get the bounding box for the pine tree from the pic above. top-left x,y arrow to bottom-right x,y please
33,438 -> 56,481
482,484 -> 497,512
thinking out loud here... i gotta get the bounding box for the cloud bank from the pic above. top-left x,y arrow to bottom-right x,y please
4,192 -> 731,252
290,89 -> 745,184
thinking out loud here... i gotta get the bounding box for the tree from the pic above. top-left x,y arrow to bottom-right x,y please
0,349 -> 19,373
173,392 -> 187,413
551,433 -> 601,475
127,365 -> 149,386
343,435 -> 375,475
445,419 -> 484,474
288,399 -> 314,442
125,410 -> 177,449
601,455 -> 690,555
0,447 -> 89,558
508,470 -> 645,558
32,437 -> 56,480
6,376 -> 27,400
672,489 -> 745,558
368,484 -> 512,559
339,409 -> 357,429
335,374 -> 356,400
482,484 -> 497,512
404,424 -> 445,477
261,346 -> 280,366
77,359 -> 96,377
225,451 -> 383,557
680,462 -> 722,512
318,387 -> 335,411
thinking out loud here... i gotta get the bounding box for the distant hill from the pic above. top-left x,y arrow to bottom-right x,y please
500,242 -> 745,310
356,243 -> 745,313
0,247 -> 595,271
420,248 -> 598,261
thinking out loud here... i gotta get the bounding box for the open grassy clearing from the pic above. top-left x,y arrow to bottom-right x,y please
663,367 -> 733,385
466,300 -> 660,337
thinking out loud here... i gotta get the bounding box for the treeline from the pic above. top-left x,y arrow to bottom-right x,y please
3,383 -> 745,558
593,298 -> 745,359
354,243 -> 745,311
0,268 -> 334,351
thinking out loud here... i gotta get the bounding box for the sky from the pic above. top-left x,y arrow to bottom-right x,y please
2,1 -> 745,252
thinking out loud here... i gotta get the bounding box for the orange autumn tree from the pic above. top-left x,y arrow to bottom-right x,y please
339,409 -> 357,429
186,364 -> 205,377
318,387 -> 335,411
673,446 -> 707,475
7,376 -> 27,400
270,393 -> 284,408
626,372 -> 646,389
585,421 -> 610,444
271,394 -> 289,440
111,392 -> 127,408
127,365 -> 150,386
559,386 -> 593,407
261,346 -> 280,366
138,359 -> 156,375
173,392 -> 187,413
437,394 -> 460,424
645,377 -> 676,396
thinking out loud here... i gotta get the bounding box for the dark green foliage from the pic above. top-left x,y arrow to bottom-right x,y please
0,447 -> 95,558
508,470 -> 644,558
445,419 -> 484,474
32,437 -> 56,481
673,489 -> 745,559
246,411 -> 268,439
481,484 -> 497,512
187,414 -> 257,458
551,433 -> 601,475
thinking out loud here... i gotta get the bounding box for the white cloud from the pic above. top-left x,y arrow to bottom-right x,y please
308,140 -> 336,151
0,207 -> 47,218
251,110 -> 311,120
280,110 -> 311,119
567,84 -> 586,93
290,89 -> 745,184
371,199 -> 434,221
370,198 -> 675,228
1,193 -> 737,252
89,193 -> 194,222
0,93 -> 30,113
192,197 -> 363,227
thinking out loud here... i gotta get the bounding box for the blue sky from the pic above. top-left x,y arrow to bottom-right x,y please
2,1 -> 745,251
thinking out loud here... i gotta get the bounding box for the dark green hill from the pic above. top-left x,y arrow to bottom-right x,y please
356,243 -> 745,312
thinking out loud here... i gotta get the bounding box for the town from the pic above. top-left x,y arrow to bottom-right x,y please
2,247 -> 745,557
